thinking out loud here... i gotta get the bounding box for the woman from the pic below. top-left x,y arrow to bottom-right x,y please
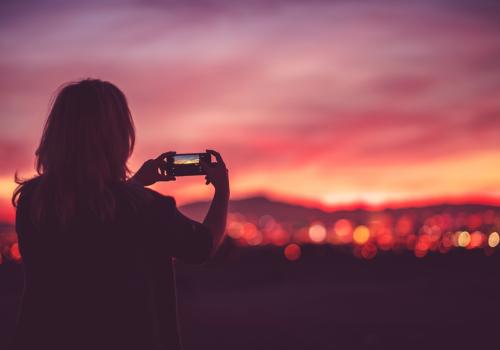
11,79 -> 229,350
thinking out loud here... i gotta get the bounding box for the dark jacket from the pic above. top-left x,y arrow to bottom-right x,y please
12,179 -> 212,350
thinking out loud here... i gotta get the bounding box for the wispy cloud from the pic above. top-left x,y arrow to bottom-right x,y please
1,0 -> 499,212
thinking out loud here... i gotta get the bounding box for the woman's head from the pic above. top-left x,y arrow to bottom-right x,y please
14,79 -> 136,225
38,79 -> 135,180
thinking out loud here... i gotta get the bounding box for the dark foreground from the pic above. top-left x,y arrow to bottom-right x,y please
1,246 -> 499,350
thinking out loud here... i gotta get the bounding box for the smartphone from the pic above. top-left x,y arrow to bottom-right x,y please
166,152 -> 211,176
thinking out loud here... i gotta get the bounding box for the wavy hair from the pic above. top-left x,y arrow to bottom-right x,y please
12,79 -> 135,226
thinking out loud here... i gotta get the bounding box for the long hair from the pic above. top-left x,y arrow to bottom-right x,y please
12,79 -> 135,226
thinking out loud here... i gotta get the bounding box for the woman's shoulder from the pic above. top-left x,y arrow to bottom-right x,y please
14,177 -> 43,229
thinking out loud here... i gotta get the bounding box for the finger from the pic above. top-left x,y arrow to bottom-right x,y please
156,167 -> 164,176
158,160 -> 169,173
201,162 -> 213,183
156,154 -> 173,173
157,174 -> 176,182
206,149 -> 222,162
206,149 -> 224,165
156,151 -> 176,161
200,159 -> 210,171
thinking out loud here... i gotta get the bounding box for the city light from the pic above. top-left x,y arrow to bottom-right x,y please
457,231 -> 471,248
284,244 -> 301,261
308,223 -> 327,243
0,207 -> 498,264
488,232 -> 499,248
353,226 -> 370,245
329,219 -> 353,244
10,243 -> 21,262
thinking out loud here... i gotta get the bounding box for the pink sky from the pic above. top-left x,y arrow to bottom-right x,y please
1,0 -> 500,222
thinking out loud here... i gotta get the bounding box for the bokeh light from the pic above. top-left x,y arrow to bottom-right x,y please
377,232 -> 394,251
395,216 -> 413,237
457,231 -> 471,248
284,244 -> 301,261
361,243 -> 377,260
353,225 -> 370,245
267,226 -> 289,247
308,223 -> 327,243
488,232 -> 499,248
415,235 -> 430,258
469,231 -> 484,249
242,223 -> 257,240
330,219 -> 353,244
10,243 -> 21,262
227,221 -> 244,239
259,215 -> 277,232
247,231 -> 263,246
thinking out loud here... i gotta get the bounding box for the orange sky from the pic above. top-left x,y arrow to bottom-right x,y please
1,0 -> 500,223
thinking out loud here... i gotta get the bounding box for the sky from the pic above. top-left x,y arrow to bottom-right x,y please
1,0 -> 500,222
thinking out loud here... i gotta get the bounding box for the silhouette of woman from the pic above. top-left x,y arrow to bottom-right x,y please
11,79 -> 229,350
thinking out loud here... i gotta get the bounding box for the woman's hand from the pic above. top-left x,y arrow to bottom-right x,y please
128,151 -> 176,186
201,150 -> 230,255
201,149 -> 229,196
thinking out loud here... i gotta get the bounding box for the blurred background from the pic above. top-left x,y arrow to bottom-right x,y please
1,0 -> 499,349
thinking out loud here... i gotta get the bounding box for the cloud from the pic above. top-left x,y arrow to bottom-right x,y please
0,140 -> 36,176
0,0 -> 499,207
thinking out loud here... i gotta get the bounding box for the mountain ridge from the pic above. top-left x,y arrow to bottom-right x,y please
179,195 -> 500,223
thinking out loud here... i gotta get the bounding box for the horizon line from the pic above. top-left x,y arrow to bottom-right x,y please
182,192 -> 500,212
1,193 -> 499,226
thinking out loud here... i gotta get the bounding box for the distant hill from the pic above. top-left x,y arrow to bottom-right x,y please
179,195 -> 500,224
180,196 -> 327,223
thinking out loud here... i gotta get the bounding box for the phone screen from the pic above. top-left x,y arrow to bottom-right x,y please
173,154 -> 200,165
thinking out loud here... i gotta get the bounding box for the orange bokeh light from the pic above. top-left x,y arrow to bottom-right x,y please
469,231 -> 484,249
353,225 -> 370,245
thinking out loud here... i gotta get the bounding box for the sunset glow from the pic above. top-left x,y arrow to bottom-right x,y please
1,0 -> 500,223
